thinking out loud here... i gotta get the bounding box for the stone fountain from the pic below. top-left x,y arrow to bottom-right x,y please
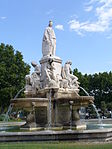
1,21 -> 112,142
11,21 -> 94,130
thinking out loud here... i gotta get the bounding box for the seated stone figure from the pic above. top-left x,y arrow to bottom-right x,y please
45,58 -> 56,81
25,61 -> 41,93
30,61 -> 41,89
63,61 -> 79,89
60,66 -> 69,89
44,58 -> 59,88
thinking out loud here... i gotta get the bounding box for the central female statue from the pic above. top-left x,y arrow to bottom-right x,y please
42,21 -> 56,57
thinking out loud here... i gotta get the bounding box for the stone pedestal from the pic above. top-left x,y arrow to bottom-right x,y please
39,56 -> 62,88
35,107 -> 47,126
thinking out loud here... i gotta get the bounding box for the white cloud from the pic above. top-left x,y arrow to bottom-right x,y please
55,24 -> 64,31
107,34 -> 112,39
69,0 -> 112,35
106,61 -> 112,64
70,14 -> 78,19
46,9 -> 53,15
0,16 -> 7,20
85,6 -> 93,12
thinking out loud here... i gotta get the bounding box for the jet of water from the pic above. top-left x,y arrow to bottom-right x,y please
91,104 -> 102,124
79,86 -> 102,125
79,86 -> 89,96
4,87 -> 25,122
48,89 -> 52,129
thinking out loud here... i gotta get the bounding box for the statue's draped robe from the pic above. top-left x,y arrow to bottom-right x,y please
42,26 -> 56,57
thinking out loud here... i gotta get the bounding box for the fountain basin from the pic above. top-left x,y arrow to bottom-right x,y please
0,128 -> 112,142
87,123 -> 112,130
10,92 -> 94,130
86,119 -> 112,130
0,122 -> 26,131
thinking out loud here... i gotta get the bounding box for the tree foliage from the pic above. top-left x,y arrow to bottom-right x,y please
73,68 -> 112,109
0,43 -> 30,113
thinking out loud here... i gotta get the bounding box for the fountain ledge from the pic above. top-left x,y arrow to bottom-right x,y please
0,128 -> 112,142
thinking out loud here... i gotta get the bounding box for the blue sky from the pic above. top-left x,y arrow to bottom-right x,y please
0,0 -> 112,74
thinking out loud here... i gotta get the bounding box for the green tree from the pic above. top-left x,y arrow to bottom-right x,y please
107,102 -> 112,111
0,43 -> 30,113
73,68 -> 112,109
101,101 -> 106,112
